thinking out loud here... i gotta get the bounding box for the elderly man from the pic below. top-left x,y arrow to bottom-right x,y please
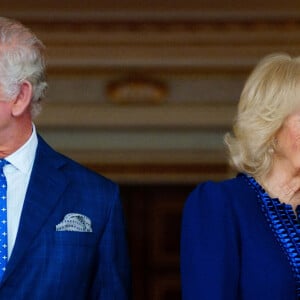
0,17 -> 131,299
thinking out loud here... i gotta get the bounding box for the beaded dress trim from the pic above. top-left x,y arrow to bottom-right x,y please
241,173 -> 300,297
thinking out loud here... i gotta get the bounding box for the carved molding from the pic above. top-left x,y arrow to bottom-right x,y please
3,0 -> 300,24
107,78 -> 168,104
36,103 -> 235,129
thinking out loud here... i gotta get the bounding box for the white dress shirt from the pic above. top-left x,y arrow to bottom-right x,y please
3,125 -> 37,258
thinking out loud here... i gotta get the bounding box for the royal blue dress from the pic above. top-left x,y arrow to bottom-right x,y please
181,173 -> 300,299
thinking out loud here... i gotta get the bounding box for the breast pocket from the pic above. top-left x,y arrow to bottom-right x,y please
54,231 -> 97,247
45,231 -> 99,289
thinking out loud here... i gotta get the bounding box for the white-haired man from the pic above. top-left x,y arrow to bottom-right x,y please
0,17 -> 131,299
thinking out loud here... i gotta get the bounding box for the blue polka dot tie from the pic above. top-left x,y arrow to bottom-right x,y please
0,159 -> 8,280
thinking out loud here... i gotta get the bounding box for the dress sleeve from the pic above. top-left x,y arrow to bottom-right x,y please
180,181 -> 240,300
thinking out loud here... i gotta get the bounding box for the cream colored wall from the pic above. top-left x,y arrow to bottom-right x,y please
2,1 -> 300,182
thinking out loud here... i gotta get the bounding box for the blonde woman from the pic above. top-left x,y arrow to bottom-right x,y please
181,53 -> 300,299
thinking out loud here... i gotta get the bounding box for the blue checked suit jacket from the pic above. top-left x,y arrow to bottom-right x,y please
0,135 -> 131,299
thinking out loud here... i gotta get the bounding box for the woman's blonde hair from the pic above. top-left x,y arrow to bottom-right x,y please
225,53 -> 300,179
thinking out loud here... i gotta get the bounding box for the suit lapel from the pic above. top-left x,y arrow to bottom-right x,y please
1,136 -> 69,283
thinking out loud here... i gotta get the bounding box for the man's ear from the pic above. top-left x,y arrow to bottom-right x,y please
11,80 -> 33,117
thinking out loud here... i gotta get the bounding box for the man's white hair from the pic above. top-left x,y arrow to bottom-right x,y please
0,17 -> 47,118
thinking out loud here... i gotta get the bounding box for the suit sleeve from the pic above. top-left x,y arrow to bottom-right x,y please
180,182 -> 240,300
91,185 -> 131,300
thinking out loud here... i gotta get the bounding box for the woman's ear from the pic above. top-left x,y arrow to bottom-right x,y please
11,80 -> 33,117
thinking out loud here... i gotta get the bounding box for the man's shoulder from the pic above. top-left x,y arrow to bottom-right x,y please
36,134 -> 117,190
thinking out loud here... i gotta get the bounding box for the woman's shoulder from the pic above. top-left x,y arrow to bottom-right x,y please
190,174 -> 248,199
185,174 -> 255,214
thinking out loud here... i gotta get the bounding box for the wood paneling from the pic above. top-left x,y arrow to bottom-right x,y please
122,184 -> 193,300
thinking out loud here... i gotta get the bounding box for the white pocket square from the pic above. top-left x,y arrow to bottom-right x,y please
56,213 -> 93,232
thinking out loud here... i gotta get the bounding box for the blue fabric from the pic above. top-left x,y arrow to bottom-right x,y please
181,174 -> 298,300
0,160 -> 8,280
246,174 -> 300,297
0,136 -> 131,299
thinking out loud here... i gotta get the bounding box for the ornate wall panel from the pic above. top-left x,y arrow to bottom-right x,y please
2,1 -> 299,183
122,184 -> 193,300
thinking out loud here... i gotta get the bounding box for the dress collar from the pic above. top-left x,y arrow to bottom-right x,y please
241,173 -> 300,298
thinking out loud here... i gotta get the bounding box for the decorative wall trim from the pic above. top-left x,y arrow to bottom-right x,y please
36,103 -> 235,129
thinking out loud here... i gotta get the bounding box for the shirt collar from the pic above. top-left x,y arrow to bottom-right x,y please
5,124 -> 38,174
